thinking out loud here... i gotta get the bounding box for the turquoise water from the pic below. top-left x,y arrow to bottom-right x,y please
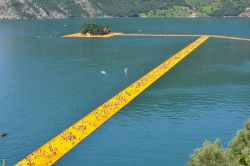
0,18 -> 250,165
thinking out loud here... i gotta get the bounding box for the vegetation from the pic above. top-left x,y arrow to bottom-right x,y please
5,0 -> 250,18
186,119 -> 250,166
139,0 -> 250,17
139,6 -> 193,17
89,0 -> 187,17
11,0 -> 25,14
80,23 -> 109,35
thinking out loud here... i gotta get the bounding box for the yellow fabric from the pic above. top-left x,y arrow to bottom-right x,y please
16,36 -> 209,166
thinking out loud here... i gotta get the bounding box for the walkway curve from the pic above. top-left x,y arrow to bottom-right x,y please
16,36 -> 209,166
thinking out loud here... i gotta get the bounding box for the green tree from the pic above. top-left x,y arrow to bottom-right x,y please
186,119 -> 250,166
186,139 -> 238,166
80,23 -> 106,35
229,119 -> 250,166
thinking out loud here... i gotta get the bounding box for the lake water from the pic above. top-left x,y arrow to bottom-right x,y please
0,18 -> 250,166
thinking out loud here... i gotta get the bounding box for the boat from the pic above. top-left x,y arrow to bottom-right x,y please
0,132 -> 8,137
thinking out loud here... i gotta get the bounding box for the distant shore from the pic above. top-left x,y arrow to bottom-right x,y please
0,14 -> 250,20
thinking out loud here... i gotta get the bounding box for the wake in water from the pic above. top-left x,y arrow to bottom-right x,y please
100,70 -> 107,75
124,68 -> 128,75
100,68 -> 128,75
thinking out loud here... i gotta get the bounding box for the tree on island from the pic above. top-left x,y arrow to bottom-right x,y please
80,23 -> 110,36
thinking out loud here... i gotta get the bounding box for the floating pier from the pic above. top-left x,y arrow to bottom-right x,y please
62,32 -> 123,38
16,36 -> 209,165
62,32 -> 250,42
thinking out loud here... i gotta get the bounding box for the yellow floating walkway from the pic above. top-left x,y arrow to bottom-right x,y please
120,34 -> 250,42
120,33 -> 202,37
16,36 -> 209,166
62,32 -> 250,42
62,32 -> 123,38
210,35 -> 250,42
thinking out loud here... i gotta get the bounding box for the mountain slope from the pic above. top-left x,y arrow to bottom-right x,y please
0,0 -> 249,19
0,0 -> 100,19
89,0 -> 187,17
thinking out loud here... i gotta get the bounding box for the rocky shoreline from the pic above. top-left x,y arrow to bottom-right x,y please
1,15 -> 250,20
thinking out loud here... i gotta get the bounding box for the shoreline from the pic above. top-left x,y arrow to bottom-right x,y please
0,15 -> 249,20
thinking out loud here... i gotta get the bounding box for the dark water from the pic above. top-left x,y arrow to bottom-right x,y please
0,18 -> 250,166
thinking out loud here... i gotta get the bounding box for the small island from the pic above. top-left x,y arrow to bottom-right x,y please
80,23 -> 110,36
62,23 -> 123,38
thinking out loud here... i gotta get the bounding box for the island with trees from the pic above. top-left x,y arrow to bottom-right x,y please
63,23 -> 122,38
80,23 -> 110,36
